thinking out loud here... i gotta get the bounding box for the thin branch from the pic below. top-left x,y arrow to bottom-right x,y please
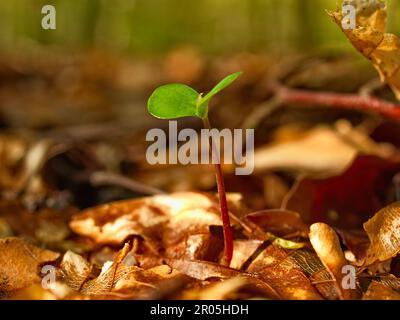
272,84 -> 400,121
90,171 -> 165,195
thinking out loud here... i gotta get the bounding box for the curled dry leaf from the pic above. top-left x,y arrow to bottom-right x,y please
0,237 -> 59,295
330,0 -> 400,99
309,223 -> 360,300
363,202 -> 400,266
80,243 -> 131,295
59,243 -> 132,295
60,251 -> 92,291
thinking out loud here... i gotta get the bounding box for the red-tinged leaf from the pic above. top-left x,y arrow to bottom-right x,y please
287,156 -> 400,229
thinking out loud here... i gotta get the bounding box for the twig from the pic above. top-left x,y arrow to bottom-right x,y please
272,84 -> 400,121
358,78 -> 384,98
90,171 -> 166,195
241,96 -> 282,129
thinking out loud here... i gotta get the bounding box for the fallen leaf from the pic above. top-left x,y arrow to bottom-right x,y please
246,244 -> 324,300
330,0 -> 400,99
363,280 -> 400,300
164,259 -> 240,281
60,251 -> 92,291
0,237 -> 59,295
254,124 -> 395,176
309,223 -> 360,299
287,155 -> 400,229
363,202 -> 400,266
246,209 -> 308,237
229,240 -> 264,270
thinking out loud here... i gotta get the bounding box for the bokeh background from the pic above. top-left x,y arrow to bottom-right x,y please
1,0 -> 399,55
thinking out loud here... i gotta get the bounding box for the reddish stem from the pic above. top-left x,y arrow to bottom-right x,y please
203,117 -> 233,266
273,84 -> 400,120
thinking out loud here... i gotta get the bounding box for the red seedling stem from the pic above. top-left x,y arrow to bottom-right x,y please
203,117 -> 233,266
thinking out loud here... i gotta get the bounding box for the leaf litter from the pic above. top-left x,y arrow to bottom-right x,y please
2,0 -> 400,301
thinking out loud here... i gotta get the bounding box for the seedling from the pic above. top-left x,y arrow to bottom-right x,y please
147,72 -> 242,265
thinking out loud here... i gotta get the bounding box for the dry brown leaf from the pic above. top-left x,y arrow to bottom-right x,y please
246,244 -> 325,300
309,223 -> 360,300
165,234 -> 224,261
80,243 -> 131,295
336,229 -> 370,264
363,280 -> 400,300
59,251 -> 92,291
254,124 -> 394,176
246,209 -> 308,237
0,237 -> 59,295
287,249 -> 339,300
164,259 -> 240,281
70,192 -> 224,246
230,240 -> 264,270
182,276 -> 248,300
363,202 -> 400,266
330,0 -> 400,99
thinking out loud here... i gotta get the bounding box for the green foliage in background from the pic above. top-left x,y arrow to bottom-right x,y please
1,0 -> 399,55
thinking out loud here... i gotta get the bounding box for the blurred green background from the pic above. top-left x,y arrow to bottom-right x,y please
1,0 -> 399,56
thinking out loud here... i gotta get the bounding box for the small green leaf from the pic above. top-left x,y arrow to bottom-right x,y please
147,84 -> 199,119
199,71 -> 242,107
265,232 -> 305,250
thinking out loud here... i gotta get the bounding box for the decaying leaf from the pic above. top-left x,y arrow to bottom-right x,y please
60,251 -> 93,291
287,155 -> 400,229
336,229 -> 370,264
254,124 -> 395,176
182,276 -> 248,300
363,280 -> 400,300
70,192 -> 226,246
164,259 -> 240,281
0,237 -> 59,295
246,209 -> 308,237
229,239 -> 264,270
330,0 -> 400,99
363,202 -> 400,266
246,244 -> 325,300
309,223 -> 360,299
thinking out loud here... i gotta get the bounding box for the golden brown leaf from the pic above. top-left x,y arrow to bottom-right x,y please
363,281 -> 400,300
330,0 -> 400,99
246,245 -> 324,300
363,202 -> 400,266
309,223 -> 360,300
0,237 -> 59,295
